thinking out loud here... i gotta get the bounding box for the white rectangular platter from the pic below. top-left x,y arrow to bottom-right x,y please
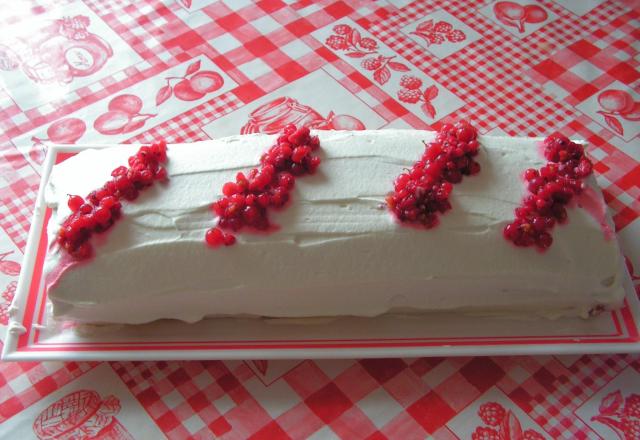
3,144 -> 639,361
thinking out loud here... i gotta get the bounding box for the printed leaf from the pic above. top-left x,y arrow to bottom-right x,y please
350,28 -> 361,46
346,51 -> 367,58
156,85 -> 173,106
423,85 -> 439,101
185,60 -> 201,76
499,410 -> 523,440
373,66 -> 391,85
100,396 -> 121,415
416,19 -> 434,33
252,360 -> 268,375
421,102 -> 436,119
0,260 -> 20,276
603,114 -> 624,135
388,61 -> 410,72
599,390 -> 623,415
121,115 -> 151,134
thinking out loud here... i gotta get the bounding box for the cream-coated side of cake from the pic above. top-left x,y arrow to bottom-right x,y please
43,130 -> 625,324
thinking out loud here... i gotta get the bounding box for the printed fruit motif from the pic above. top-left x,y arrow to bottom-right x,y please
252,360 -> 268,375
47,118 -> 87,143
29,117 -> 87,164
240,96 -> 366,134
598,90 -> 634,114
108,94 -> 143,114
472,401 -> 547,440
596,89 -> 638,136
0,280 -> 17,325
329,114 -> 365,130
592,390 -> 640,440
33,390 -> 133,440
155,60 -> 225,105
411,19 -> 467,47
0,251 -> 21,276
324,23 -> 410,86
3,15 -> 113,85
94,94 -> 156,136
189,71 -> 224,94
174,79 -> 205,101
621,102 -> 640,121
396,75 -> 440,118
524,4 -> 548,23
494,1 -> 548,33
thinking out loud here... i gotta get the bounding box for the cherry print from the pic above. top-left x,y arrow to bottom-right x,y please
494,1 -> 548,33
503,134 -> 593,251
206,125 -> 321,247
386,121 -> 480,228
57,141 -> 168,259
494,2 -> 526,25
523,5 -> 548,24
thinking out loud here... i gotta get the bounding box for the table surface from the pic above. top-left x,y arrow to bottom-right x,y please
1,0 -> 640,439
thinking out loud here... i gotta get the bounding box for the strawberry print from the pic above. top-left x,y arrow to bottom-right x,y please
396,75 -> 439,118
411,19 -> 466,46
0,280 -> 17,325
324,24 -> 409,87
592,391 -> 640,440
472,402 -> 547,440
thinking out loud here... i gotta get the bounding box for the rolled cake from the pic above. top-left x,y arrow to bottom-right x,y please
43,130 -> 625,324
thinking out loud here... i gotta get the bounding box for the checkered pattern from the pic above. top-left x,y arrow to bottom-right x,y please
1,0 -> 640,438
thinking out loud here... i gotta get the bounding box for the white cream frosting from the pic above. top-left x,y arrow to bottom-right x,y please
43,130 -> 626,324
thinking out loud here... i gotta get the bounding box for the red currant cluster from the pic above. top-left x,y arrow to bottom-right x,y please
206,125 -> 321,247
503,134 -> 593,250
58,141 -> 168,259
386,121 -> 480,228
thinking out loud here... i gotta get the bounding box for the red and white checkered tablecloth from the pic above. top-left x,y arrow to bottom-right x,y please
1,0 -> 639,438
